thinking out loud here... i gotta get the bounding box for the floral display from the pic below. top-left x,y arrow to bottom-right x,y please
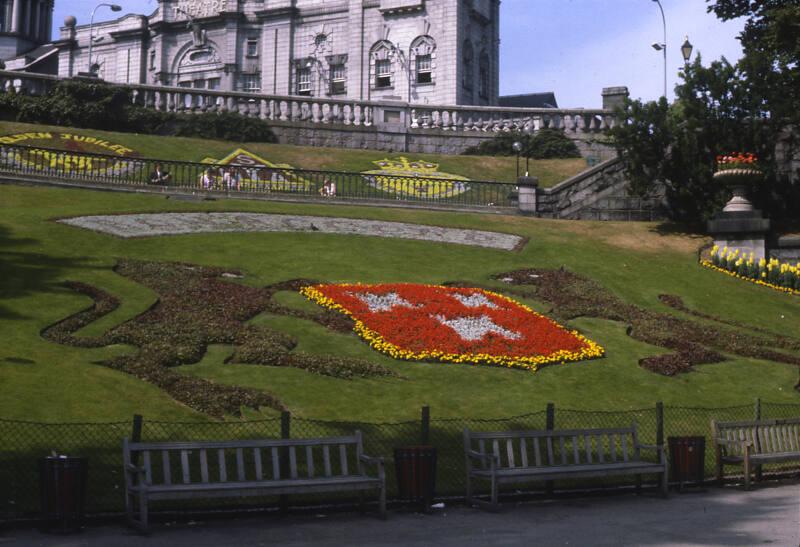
361,157 -> 470,199
703,246 -> 800,296
301,283 -> 604,371
715,152 -> 761,172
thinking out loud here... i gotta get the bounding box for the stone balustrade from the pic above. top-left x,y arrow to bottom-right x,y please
0,70 -> 617,136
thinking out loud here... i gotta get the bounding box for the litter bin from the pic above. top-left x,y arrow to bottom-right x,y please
668,436 -> 705,490
39,456 -> 88,533
394,446 -> 437,510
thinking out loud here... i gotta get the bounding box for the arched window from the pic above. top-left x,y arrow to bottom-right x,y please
370,40 -> 394,89
478,50 -> 490,99
462,40 -> 474,90
410,35 -> 436,85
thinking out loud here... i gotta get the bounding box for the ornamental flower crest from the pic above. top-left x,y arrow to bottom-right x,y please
301,283 -> 604,371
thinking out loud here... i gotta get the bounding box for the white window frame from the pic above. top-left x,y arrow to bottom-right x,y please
375,59 -> 392,88
329,63 -> 346,95
297,67 -> 312,95
415,54 -> 432,84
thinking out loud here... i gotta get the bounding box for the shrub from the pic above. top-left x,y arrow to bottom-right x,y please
463,129 -> 581,159
0,80 -> 276,143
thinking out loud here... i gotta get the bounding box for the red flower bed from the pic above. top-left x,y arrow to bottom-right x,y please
302,283 -> 603,371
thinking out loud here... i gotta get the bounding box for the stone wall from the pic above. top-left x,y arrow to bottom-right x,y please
536,157 -> 667,220
269,120 -> 617,158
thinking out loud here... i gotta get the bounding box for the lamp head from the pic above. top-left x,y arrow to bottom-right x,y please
651,42 -> 664,51
110,4 -> 122,11
512,141 -> 523,153
681,36 -> 693,62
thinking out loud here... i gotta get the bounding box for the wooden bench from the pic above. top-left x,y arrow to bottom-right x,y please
712,418 -> 800,489
123,431 -> 386,531
463,424 -> 667,509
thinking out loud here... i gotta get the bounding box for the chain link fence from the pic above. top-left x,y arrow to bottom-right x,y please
2,400 -> 799,521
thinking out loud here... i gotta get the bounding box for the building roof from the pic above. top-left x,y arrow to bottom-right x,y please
498,92 -> 559,109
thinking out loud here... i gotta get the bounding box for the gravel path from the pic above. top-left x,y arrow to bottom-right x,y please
58,213 -> 524,251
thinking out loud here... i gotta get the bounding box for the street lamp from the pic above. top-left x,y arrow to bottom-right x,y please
88,3 -> 122,76
512,141 -> 523,179
650,0 -> 667,99
681,36 -> 694,64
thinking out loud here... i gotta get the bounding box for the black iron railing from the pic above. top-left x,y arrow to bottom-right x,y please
0,143 -> 518,209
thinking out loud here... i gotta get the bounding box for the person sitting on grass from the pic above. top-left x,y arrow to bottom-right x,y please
149,163 -> 171,185
200,168 -> 214,190
319,177 -> 336,197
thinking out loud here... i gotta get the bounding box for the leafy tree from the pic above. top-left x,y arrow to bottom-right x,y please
611,1 -> 800,223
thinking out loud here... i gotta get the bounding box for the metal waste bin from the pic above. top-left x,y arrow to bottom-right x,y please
394,446 -> 437,510
668,437 -> 705,490
39,456 -> 88,533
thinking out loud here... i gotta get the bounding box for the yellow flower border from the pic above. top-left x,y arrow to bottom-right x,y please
700,260 -> 800,296
300,284 -> 604,372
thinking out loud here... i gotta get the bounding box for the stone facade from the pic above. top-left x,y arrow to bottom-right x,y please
51,0 -> 500,106
0,0 -> 53,61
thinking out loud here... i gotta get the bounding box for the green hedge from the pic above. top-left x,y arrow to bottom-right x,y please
0,80 -> 276,142
463,129 -> 581,159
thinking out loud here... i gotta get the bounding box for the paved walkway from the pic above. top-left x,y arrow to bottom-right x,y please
4,484 -> 799,546
58,213 -> 525,251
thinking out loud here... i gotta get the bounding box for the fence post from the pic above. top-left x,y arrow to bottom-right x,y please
546,403 -> 555,496
420,405 -> 430,445
655,402 -> 664,447
280,411 -> 291,514
754,398 -> 762,481
131,414 -> 143,465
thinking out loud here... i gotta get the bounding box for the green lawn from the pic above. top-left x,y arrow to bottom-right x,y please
1,183 -> 798,424
0,121 -> 586,186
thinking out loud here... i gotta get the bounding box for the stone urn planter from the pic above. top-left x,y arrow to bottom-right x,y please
713,167 -> 763,213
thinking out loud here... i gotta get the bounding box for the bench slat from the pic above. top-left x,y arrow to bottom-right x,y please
533,438 -> 542,467
572,436 -> 580,465
547,437 -> 554,465
323,445 -> 332,477
584,435 -> 592,464
492,440 -> 500,466
596,435 -> 604,463
506,439 -> 515,468
467,427 -> 636,439
199,449 -> 209,483
143,451 -> 152,485
254,448 -> 263,481
217,449 -> 226,483
181,450 -> 190,484
339,445 -> 348,476
289,447 -> 298,479
236,448 -> 245,481
307,446 -> 315,478
520,438 -> 528,467
609,434 -> 617,463
271,447 -> 280,480
621,436 -> 629,463
559,437 -> 567,465
128,437 -> 359,451
479,440 -> 487,469
162,450 -> 171,485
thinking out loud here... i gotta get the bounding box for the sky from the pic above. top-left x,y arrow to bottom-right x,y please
53,0 -> 747,108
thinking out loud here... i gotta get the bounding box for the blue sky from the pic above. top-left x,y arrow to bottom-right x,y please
54,0 -> 746,108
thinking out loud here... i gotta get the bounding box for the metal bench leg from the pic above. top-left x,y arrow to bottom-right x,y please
139,492 -> 149,533
378,485 -> 387,520
125,489 -> 134,527
661,469 -> 669,498
743,458 -> 751,491
490,474 -> 500,512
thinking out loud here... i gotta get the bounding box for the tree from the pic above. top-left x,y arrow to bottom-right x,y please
610,1 -> 800,223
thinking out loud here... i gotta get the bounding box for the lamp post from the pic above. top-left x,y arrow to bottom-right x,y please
681,36 -> 693,65
87,3 -> 122,76
650,0 -> 667,99
512,141 -> 523,179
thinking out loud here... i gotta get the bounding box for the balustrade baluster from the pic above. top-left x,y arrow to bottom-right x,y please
364,106 -> 372,126
345,104 -> 354,126
280,101 -> 289,121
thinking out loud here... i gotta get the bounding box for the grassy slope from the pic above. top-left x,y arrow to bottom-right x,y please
1,184 -> 798,424
0,121 -> 585,187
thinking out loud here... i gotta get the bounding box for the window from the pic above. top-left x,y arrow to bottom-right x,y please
462,42 -> 473,90
149,49 -> 156,70
415,54 -> 432,84
375,59 -> 392,88
329,63 -> 346,95
297,67 -> 312,96
207,78 -> 221,90
239,73 -> 261,93
246,39 -> 258,57
479,52 -> 490,99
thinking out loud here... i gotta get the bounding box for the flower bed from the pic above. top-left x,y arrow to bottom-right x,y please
301,283 -> 603,371
703,246 -> 800,296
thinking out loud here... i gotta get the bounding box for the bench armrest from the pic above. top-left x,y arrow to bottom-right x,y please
636,443 -> 667,465
466,450 -> 499,464
715,437 -> 753,447
359,454 -> 386,481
